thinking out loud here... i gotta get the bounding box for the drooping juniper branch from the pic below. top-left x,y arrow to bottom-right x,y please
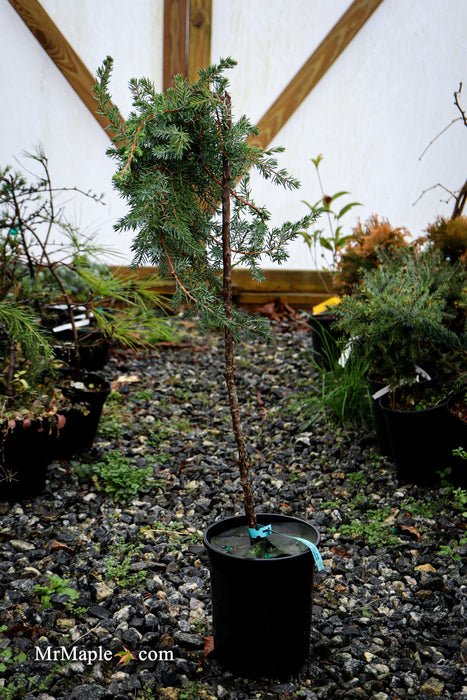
221,93 -> 257,534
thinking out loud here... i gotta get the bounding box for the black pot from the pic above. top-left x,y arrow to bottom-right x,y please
310,313 -> 342,369
446,391 -> 467,488
53,328 -> 111,371
0,417 -> 57,501
203,513 -> 320,677
380,386 -> 454,486
368,369 -> 438,458
366,375 -> 392,456
52,372 -> 111,459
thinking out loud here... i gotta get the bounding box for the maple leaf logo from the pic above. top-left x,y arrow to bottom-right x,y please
115,647 -> 136,666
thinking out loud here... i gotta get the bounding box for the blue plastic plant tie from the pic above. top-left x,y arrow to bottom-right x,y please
248,524 -> 325,571
248,524 -> 272,539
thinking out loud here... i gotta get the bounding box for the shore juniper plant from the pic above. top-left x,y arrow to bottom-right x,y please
94,57 -> 317,539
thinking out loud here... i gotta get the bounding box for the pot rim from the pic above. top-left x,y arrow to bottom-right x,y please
203,512 -> 320,563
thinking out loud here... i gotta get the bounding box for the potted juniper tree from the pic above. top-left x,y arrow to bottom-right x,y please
95,56 -> 324,676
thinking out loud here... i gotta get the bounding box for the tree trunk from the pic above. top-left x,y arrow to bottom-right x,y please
221,94 -> 257,535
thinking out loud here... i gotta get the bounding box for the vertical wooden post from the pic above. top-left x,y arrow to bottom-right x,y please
188,0 -> 212,83
163,0 -> 189,89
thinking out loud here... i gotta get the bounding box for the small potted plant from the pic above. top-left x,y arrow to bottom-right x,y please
0,150 -> 174,466
0,297 -> 65,500
95,56 -> 324,676
336,245 -> 465,484
298,155 -> 361,366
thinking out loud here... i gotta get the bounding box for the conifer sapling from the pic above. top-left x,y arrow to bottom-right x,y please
95,57 -> 317,537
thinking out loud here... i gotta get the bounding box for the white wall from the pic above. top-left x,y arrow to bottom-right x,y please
1,0 -> 466,270
0,0 -> 164,266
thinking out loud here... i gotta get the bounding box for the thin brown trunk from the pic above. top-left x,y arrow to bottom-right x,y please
221,93 -> 257,534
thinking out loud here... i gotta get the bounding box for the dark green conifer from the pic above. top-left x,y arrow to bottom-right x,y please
95,57 -> 317,532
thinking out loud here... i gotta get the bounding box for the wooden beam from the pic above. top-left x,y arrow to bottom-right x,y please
7,0 -> 124,137
163,0 -> 189,89
188,0 -> 212,83
250,0 -> 384,149
110,266 -> 333,310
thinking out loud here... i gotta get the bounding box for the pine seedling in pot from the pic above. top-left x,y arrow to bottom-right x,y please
95,56 -> 317,537
95,58 -> 325,676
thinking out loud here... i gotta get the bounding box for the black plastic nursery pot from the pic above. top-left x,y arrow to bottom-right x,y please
310,312 -> 342,369
380,388 -> 453,486
366,375 -> 392,457
52,372 -> 111,459
367,369 -> 438,458
53,328 -> 111,371
203,513 -> 320,677
0,418 -> 56,501
447,391 -> 467,488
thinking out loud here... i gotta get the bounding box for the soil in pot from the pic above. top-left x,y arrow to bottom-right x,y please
0,417 -> 57,501
380,384 -> 454,486
203,513 -> 321,677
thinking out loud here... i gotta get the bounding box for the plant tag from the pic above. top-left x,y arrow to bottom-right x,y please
275,534 -> 324,571
372,366 -> 432,400
53,318 -> 91,333
248,525 -> 324,570
415,366 -> 431,381
372,385 -> 391,400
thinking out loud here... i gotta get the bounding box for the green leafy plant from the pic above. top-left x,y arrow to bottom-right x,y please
0,147 -> 173,386
333,507 -> 401,546
401,496 -> 440,519
75,449 -> 152,500
451,486 -> 467,513
299,328 -> 371,427
437,538 -> 467,561
34,575 -> 80,609
0,626 -> 27,676
104,537 -> 148,588
299,154 -> 361,294
95,56 -> 318,537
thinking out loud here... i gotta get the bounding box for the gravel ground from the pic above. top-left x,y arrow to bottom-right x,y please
0,316 -> 466,700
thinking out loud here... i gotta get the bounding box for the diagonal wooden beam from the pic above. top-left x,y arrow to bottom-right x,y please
250,0 -> 385,149
7,0 -> 124,137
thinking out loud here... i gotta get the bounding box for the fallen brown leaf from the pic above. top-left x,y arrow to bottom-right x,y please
203,635 -> 215,660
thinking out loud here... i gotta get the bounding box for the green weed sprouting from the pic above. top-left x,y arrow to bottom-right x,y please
104,537 -> 148,588
330,507 -> 401,546
75,450 -> 153,500
437,538 -> 467,562
34,575 -> 80,609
